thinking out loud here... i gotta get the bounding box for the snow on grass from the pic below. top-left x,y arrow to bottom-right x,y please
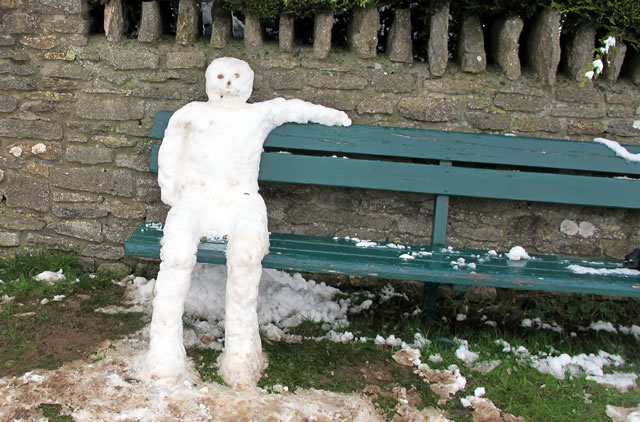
34,269 -> 65,283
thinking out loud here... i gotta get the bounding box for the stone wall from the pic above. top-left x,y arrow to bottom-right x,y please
1,0 -> 640,272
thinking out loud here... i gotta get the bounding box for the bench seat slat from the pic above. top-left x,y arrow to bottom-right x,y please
125,223 -> 640,298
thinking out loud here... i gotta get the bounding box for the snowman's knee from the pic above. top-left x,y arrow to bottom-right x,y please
226,224 -> 269,268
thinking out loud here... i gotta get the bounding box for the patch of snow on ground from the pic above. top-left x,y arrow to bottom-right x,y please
34,269 -> 66,283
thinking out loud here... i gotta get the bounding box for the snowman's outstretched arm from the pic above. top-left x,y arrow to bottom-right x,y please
265,98 -> 351,128
157,110 -> 191,207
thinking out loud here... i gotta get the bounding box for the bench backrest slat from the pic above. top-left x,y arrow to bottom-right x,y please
149,111 -> 640,210
152,110 -> 640,176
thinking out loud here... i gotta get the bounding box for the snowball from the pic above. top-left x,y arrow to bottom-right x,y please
506,246 -> 529,261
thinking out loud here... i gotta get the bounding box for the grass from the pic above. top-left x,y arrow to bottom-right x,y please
189,284 -> 640,421
0,252 -> 146,377
1,253 -> 638,421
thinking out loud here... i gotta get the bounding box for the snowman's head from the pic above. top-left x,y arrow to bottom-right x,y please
205,57 -> 254,103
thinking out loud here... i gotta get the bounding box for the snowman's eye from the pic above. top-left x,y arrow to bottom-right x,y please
234,73 -> 240,78
217,74 -> 224,79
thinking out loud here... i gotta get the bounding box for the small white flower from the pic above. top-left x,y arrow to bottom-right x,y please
584,70 -> 595,80
604,36 -> 616,51
592,59 -> 604,75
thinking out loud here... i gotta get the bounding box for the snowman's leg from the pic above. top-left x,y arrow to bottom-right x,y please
218,198 -> 269,389
143,200 -> 201,382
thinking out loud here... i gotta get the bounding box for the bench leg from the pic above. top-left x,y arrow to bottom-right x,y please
422,282 -> 440,319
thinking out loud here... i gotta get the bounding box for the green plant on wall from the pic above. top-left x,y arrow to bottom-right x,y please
552,0 -> 640,48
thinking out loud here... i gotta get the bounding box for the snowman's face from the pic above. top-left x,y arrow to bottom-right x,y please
205,57 -> 254,103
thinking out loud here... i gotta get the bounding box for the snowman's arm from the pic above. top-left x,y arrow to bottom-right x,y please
264,98 -> 351,128
157,112 -> 190,207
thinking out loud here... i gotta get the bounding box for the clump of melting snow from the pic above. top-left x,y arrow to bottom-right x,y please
34,269 -> 65,283
567,264 -> 640,276
31,143 -> 47,154
521,317 -> 563,333
455,340 -> 480,366
594,137 -> 640,163
506,246 -> 529,261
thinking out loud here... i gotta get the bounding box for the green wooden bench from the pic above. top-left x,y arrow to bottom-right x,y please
125,110 -> 640,313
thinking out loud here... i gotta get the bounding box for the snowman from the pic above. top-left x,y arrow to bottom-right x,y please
143,57 -> 351,389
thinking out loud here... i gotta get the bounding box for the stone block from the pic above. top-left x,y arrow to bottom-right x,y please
386,8 -> 412,63
104,0 -> 124,43
605,91 -> 636,106
53,191 -> 104,203
41,14 -> 91,35
41,62 -> 91,80
76,97 -> 145,121
51,167 -> 136,197
115,154 -> 149,172
348,7 -> 379,59
107,198 -> 145,219
0,231 -> 19,247
0,95 -> 18,112
313,12 -> 333,59
138,0 -> 163,43
26,233 -> 80,252
0,35 -> 15,46
279,15 -> 294,53
176,0 -> 201,46
491,16 -> 523,80
65,145 -> 113,164
526,6 -> 561,86
550,103 -> 605,118
52,203 -> 109,219
23,161 -> 49,177
18,34 -> 59,50
398,96 -> 458,122
428,0 -> 449,77
604,41 -> 627,83
0,59 -> 38,76
458,14 -> 486,74
567,119 -> 604,136
83,244 -> 125,260
166,50 -> 206,69
310,91 -> 359,111
0,206 -> 45,230
5,172 -> 50,212
100,46 -> 160,70
131,85 -> 180,100
309,72 -> 367,90
243,14 -> 262,50
210,6 -> 231,49
95,135 -> 136,148
357,97 -> 394,115
2,11 -> 39,33
371,72 -> 417,93
515,116 -> 562,133
565,23 -> 595,82
607,105 -> 633,118
266,69 -> 305,90
0,119 -> 63,140
36,0 -> 87,14
48,221 -> 103,242
465,111 -> 510,131
555,83 -> 603,104
494,93 -> 545,112
606,119 -> 640,137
